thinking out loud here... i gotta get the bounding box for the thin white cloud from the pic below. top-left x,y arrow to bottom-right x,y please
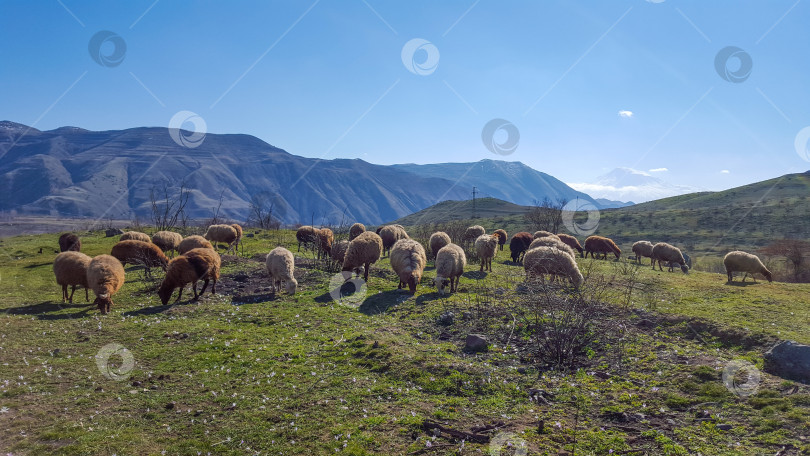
648,167 -> 668,173
720,169 -> 730,174
618,110 -> 633,118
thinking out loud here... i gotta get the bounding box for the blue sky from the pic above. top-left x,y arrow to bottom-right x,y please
1,0 -> 809,191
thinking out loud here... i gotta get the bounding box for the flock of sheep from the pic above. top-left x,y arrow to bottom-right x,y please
50,221 -> 775,315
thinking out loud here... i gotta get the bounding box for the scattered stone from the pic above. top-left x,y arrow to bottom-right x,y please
464,334 -> 488,353
105,228 -> 123,237
150,385 -> 158,390
764,340 -> 810,383
233,273 -> 249,283
636,319 -> 655,329
716,424 -> 733,431
438,332 -> 451,341
517,367 -> 527,374
246,233 -> 255,238
132,381 -> 142,387
51,348 -> 60,356
462,312 -> 473,320
632,413 -> 646,422
165,402 -> 175,410
437,311 -> 454,326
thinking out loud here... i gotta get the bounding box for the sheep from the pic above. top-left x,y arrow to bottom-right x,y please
434,243 -> 466,295
349,223 -> 366,241
389,239 -> 427,294
632,241 -> 655,265
177,235 -> 214,255
584,235 -> 621,260
110,240 -> 169,277
53,251 -> 91,303
429,231 -> 451,258
342,231 -> 383,282
493,229 -> 507,251
120,231 -> 151,243
86,254 -> 125,314
509,232 -> 534,263
529,237 -> 576,259
158,247 -> 221,304
296,225 -> 318,251
58,233 -> 81,252
533,230 -> 557,239
463,225 -> 486,244
723,251 -> 772,283
651,242 -> 689,273
204,224 -> 239,254
316,228 -> 334,259
557,233 -> 584,257
231,224 -> 243,254
330,239 -> 350,264
266,246 -> 297,295
475,234 -> 498,272
379,225 -> 408,256
152,231 -> 183,257
524,246 -> 584,288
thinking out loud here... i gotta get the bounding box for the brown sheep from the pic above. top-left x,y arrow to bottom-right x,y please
58,233 -> 81,252
53,251 -> 91,303
87,255 -> 126,314
651,243 -> 689,273
429,231 -> 451,258
231,223 -> 243,254
204,224 -> 239,254
120,231 -> 151,243
342,231 -> 383,282
177,235 -> 214,255
152,231 -> 183,257
296,225 -> 318,252
509,232 -> 533,263
723,250 -> 773,283
557,233 -> 584,258
330,239 -> 350,264
110,240 -> 169,277
631,241 -> 655,265
158,248 -> 221,304
316,228 -> 334,259
349,223 -> 366,241
379,225 -> 408,256
584,235 -> 621,260
493,229 -> 507,251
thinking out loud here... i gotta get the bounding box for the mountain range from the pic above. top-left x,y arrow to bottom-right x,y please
0,121 -> 612,225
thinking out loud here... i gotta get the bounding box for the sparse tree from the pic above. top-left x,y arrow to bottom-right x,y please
525,197 -> 568,233
759,239 -> 810,282
247,192 -> 282,230
149,180 -> 190,231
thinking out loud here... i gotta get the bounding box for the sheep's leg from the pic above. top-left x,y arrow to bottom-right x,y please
85,287 -> 89,302
211,278 -> 217,294
363,263 -> 370,282
199,279 -> 210,296
61,284 -> 68,303
727,271 -> 733,282
742,273 -> 748,282
68,285 -> 76,304
191,281 -> 199,300
175,287 -> 184,303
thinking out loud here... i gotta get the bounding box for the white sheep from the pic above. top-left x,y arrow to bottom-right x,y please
651,242 -> 689,273
463,225 -> 486,244
631,241 -> 654,265
523,246 -> 584,288
266,247 -> 297,295
475,234 -> 498,272
434,243 -> 466,295
389,239 -> 427,294
533,230 -> 558,240
429,231 -> 451,258
53,251 -> 91,303
330,239 -> 350,264
177,235 -> 214,255
529,237 -> 576,259
120,231 -> 151,243
723,251 -> 773,283
152,231 -> 183,257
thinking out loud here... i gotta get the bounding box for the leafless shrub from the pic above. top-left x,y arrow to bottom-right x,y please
150,180 -> 190,231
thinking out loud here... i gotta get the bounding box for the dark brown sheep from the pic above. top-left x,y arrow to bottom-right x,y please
58,233 -> 81,252
584,235 -> 621,260
158,248 -> 221,304
557,233 -> 584,257
509,232 -> 534,263
493,229 -> 507,251
110,240 -> 169,276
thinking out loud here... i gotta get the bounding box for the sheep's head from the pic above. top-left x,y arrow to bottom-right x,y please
406,275 -> 418,294
94,295 -> 112,314
285,278 -> 298,295
680,264 -> 690,274
763,269 -> 773,282
434,276 -> 450,295
157,282 -> 173,305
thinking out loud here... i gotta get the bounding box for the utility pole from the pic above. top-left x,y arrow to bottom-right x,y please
471,186 -> 478,219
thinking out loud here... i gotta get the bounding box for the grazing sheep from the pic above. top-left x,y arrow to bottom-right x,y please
58,233 -> 81,252
533,230 -> 558,240
584,235 -> 621,260
152,231 -> 183,257
296,225 -> 318,252
110,240 -> 169,277
349,223 -> 366,241
120,231 -> 151,243
177,235 -> 214,255
379,225 -> 409,256
463,225 -> 486,244
632,241 -> 655,265
524,246 -> 584,288
509,232 -> 534,263
389,239 -> 427,294
723,251 -> 772,283
316,228 -> 334,259
204,224 -> 239,254
557,233 -> 584,257
475,234 -> 498,272
266,247 -> 297,295
493,229 -> 507,251
330,239 -> 350,264
429,231 -> 451,258
231,224 -> 243,254
87,254 -> 125,314
53,251 -> 91,303
158,248 -> 221,304
651,242 -> 689,273
342,231 -> 383,282
434,243 -> 466,295
529,237 -> 576,259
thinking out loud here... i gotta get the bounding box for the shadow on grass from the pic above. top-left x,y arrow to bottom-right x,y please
359,290 -> 410,315
231,292 -> 278,305
23,262 -> 52,269
5,301 -> 94,320
463,270 -> 488,280
415,292 -> 446,304
724,281 -> 762,287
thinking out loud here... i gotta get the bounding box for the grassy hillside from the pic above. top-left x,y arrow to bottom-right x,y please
1,230 -> 809,454
394,198 -> 530,225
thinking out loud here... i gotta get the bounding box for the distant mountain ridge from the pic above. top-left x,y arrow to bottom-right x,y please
568,167 -> 701,203
0,121 -> 609,224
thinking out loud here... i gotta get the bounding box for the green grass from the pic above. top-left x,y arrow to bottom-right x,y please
1,229 -> 809,454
